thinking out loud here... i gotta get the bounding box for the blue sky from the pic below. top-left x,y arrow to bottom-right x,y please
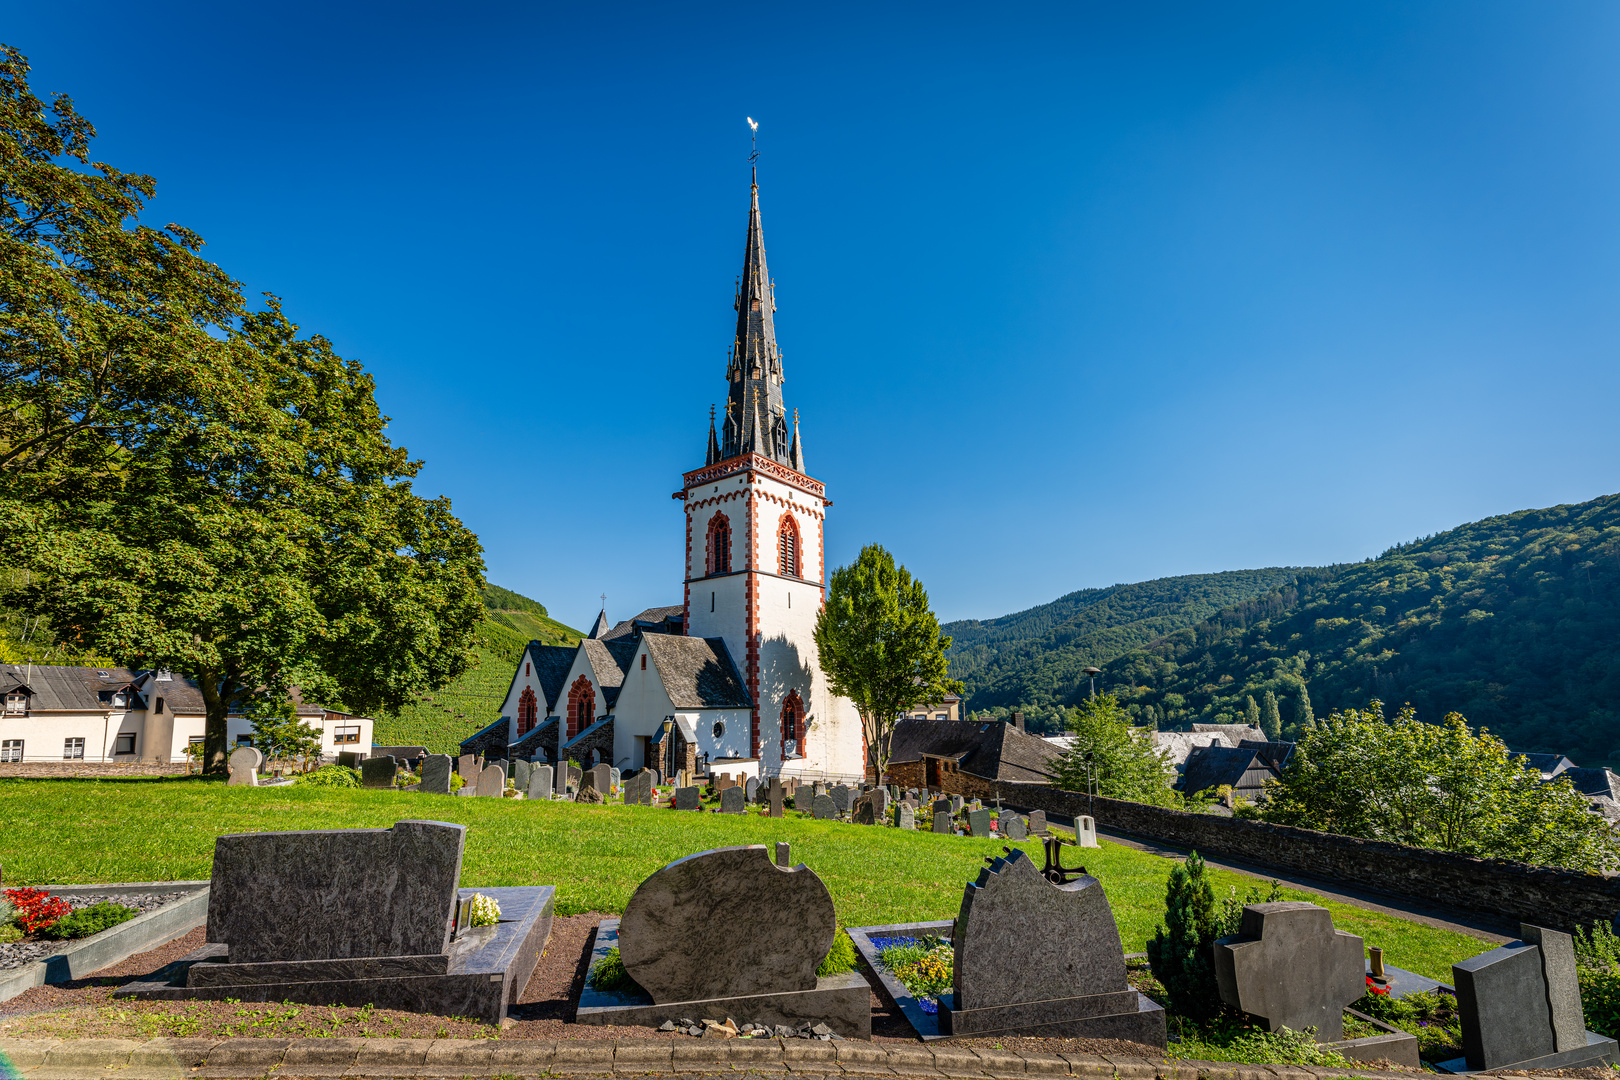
12,2 -> 1620,628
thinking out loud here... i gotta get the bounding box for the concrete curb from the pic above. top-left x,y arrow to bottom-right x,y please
0,1036 -> 1488,1079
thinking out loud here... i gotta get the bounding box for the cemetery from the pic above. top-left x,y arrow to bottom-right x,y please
4,771 -> 1620,1078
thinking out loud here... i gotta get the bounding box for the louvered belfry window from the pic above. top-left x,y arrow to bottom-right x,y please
778,516 -> 799,577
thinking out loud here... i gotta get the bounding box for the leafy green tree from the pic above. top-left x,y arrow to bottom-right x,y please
815,543 -> 962,781
1145,852 -> 1223,1022
1263,702 -> 1620,872
1053,692 -> 1177,805
1243,695 -> 1260,728
247,698 -> 322,766
1294,687 -> 1316,732
0,51 -> 486,774
1260,690 -> 1282,740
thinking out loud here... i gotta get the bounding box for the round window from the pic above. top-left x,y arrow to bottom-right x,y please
713,720 -> 725,739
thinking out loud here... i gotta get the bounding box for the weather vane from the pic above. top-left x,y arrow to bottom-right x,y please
747,116 -> 758,166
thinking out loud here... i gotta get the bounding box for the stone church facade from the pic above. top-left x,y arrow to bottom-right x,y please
463,169 -> 863,782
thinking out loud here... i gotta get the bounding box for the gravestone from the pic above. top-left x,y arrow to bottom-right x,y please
674,785 -> 700,811
360,755 -> 397,790
578,769 -> 599,798
906,788 -> 919,802
457,754 -> 477,778
420,754 -> 452,795
933,798 -> 952,817
528,764 -> 554,801
227,746 -> 262,787
1002,814 -> 1027,840
1213,902 -> 1363,1041
475,763 -> 505,797
1076,815 -> 1099,848
830,785 -> 852,814
488,759 -> 509,785
870,787 -> 890,818
893,805 -> 915,830
513,759 -> 532,793
888,785 -> 900,800
811,793 -> 836,820
933,811 -> 952,834
769,780 -> 785,818
1028,810 -> 1048,836
950,795 -> 964,814
624,770 -> 654,806
746,777 -> 759,803
588,763 -> 612,795
567,763 -> 582,789
720,786 -> 746,814
1446,924 -> 1617,1072
337,751 -> 360,770
813,781 -> 826,798
576,784 -> 604,804
852,796 -> 875,825
610,767 -> 621,791
945,848 -> 1164,1045
966,807 -> 990,837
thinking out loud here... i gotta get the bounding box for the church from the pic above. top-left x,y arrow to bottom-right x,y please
461,169 -> 864,783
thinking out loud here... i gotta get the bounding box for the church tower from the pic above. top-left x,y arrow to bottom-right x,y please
678,169 -> 861,779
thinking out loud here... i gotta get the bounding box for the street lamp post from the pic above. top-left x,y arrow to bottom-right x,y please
1082,666 -> 1101,701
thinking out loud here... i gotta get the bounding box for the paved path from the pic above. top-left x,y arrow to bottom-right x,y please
1037,814 -> 1513,943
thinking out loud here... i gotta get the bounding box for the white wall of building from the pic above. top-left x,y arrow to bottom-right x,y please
0,707 -> 370,764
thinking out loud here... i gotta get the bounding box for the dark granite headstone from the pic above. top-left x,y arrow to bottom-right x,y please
674,786 -> 700,810
894,805 -> 915,830
933,811 -> 952,834
966,807 -> 990,837
1213,902 -> 1363,1041
769,780 -> 785,818
618,845 -> 836,1004
528,764 -> 553,801
720,786 -> 746,814
360,755 -> 397,790
933,798 -> 951,817
227,746 -> 262,787
946,848 -> 1162,1045
1002,814 -> 1027,840
513,759 -> 531,793
852,796 -> 875,825
1028,810 -> 1048,836
588,763 -> 612,794
420,754 -> 452,795
206,819 -> 465,963
624,770 -> 654,806
811,793 -> 835,819
475,763 -> 505,797
337,751 -> 360,770
830,785 -> 851,814
870,788 -> 890,818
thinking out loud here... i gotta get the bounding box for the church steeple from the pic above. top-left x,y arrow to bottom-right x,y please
719,167 -> 794,467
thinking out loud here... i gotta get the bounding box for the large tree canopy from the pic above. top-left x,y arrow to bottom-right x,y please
814,543 -> 961,781
0,46 -> 485,772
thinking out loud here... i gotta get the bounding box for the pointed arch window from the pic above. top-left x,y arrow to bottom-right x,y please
780,690 -> 805,758
778,513 -> 801,578
568,675 -> 595,739
517,686 -> 538,736
707,512 -> 732,576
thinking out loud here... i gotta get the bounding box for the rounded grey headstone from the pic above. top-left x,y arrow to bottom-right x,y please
933,811 -> 952,834
720,786 -> 746,814
227,746 -> 263,787
619,845 -> 836,1004
528,764 -> 554,801
811,793 -> 835,820
475,764 -> 505,797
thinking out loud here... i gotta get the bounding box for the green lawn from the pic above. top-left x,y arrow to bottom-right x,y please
0,777 -> 1495,982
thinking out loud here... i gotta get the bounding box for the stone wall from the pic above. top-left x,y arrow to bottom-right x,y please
0,762 -> 191,778
982,780 -> 1620,932
562,718 -> 615,770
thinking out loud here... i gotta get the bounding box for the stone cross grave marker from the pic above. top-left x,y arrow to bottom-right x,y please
205,819 -> 465,964
227,746 -> 262,787
588,763 -> 611,795
946,847 -> 1160,1044
618,845 -> 836,1004
1449,923 -> 1614,1072
623,770 -> 653,806
1029,810 -> 1048,836
811,793 -> 835,819
894,805 -> 915,830
674,785 -> 700,810
360,755 -> 396,790
1076,815 -> 1099,847
529,764 -> 554,801
420,754 -> 452,795
475,763 -> 506,797
830,785 -> 851,814
1213,902 -> 1363,1041
745,777 -> 759,803
720,786 -> 746,814
966,807 -> 990,837
513,759 -> 531,793
933,810 -> 952,834
1002,813 -> 1028,840
769,780 -> 785,818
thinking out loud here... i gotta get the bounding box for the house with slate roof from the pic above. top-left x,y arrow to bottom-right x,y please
462,165 -> 863,781
882,717 -> 1065,796
1179,743 -> 1280,802
0,663 -> 372,765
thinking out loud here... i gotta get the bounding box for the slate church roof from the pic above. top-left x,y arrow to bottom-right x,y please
1513,751 -> 1577,780
642,634 -> 752,709
601,605 -> 686,642
520,642 -> 577,713
887,718 -> 1064,784
581,639 -> 638,708
1238,738 -> 1296,768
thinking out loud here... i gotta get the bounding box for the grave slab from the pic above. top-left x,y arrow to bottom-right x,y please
360,756 -> 396,790
720,787 -> 745,814
420,755 -> 452,795
623,770 -> 654,806
674,786 -> 700,810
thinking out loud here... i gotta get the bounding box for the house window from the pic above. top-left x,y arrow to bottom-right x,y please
64,738 -> 85,760
707,513 -> 732,575
567,675 -> 595,738
334,726 -> 360,744
936,713 -> 948,722
5,692 -> 25,714
778,514 -> 800,577
516,686 -> 538,737
641,655 -> 647,670
114,732 -> 136,755
154,697 -> 165,714
780,690 -> 804,757
235,734 -> 253,746
713,720 -> 725,739
1,739 -> 21,762
111,692 -> 128,708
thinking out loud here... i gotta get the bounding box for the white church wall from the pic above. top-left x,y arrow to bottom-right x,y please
554,648 -> 607,743
497,648 -> 565,744
609,641 -> 677,770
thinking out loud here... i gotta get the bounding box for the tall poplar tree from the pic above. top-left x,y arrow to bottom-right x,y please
1260,690 -> 1282,740
1243,695 -> 1260,728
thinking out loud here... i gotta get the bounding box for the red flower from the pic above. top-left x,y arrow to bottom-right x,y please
1364,975 -> 1390,995
5,886 -> 73,933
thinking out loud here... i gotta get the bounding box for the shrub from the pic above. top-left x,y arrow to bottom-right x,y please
1352,986 -> 1463,1060
1145,851 -> 1223,1022
1581,969 -> 1620,1040
292,765 -> 360,788
587,946 -> 644,993
1574,922 -> 1620,972
0,924 -> 20,943
4,887 -> 72,933
817,929 -> 857,976
38,902 -> 138,940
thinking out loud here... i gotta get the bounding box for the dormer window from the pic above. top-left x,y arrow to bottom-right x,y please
5,692 -> 25,714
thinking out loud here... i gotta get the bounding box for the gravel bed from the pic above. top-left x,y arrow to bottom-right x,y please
0,891 -> 186,972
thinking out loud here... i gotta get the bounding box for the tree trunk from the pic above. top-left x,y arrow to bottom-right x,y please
197,667 -> 237,776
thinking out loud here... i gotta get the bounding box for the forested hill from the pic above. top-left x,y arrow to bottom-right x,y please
944,569 -> 1301,730
1102,493 -> 1620,766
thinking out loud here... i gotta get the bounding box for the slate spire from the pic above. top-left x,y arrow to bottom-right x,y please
705,405 -> 721,466
718,167 -> 794,467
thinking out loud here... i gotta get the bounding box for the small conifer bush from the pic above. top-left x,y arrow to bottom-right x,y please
1145,851 -> 1223,1022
